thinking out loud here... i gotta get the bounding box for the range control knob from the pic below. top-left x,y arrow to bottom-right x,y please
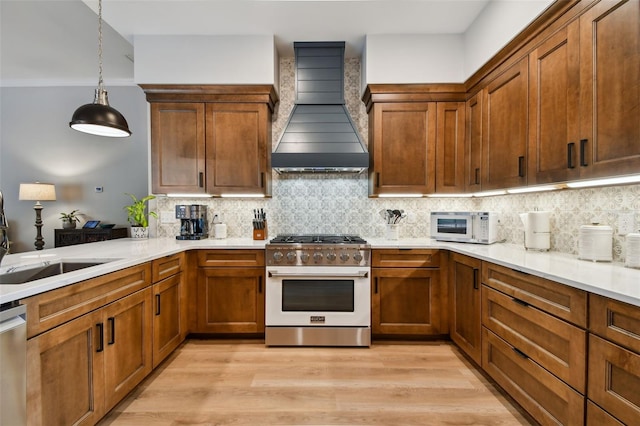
273,251 -> 284,262
300,252 -> 310,263
326,252 -> 337,261
286,252 -> 297,262
313,252 -> 323,263
353,252 -> 363,262
340,252 -> 350,262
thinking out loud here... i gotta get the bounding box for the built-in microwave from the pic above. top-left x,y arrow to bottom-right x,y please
430,212 -> 498,244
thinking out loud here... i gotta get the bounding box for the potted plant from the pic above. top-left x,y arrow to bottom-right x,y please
124,193 -> 158,238
60,210 -> 80,229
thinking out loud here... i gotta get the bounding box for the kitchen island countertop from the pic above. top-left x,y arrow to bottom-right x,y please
1,237 -> 639,307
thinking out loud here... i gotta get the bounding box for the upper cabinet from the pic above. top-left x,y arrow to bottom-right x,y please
142,85 -> 278,197
529,0 -> 640,184
465,90 -> 483,192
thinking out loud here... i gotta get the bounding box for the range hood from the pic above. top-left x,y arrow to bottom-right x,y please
272,42 -> 369,173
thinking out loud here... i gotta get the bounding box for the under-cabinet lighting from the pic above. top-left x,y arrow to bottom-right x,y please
378,193 -> 423,198
426,193 -> 473,198
566,175 -> 640,188
506,185 -> 561,194
166,193 -> 212,198
220,193 -> 266,198
472,190 -> 507,197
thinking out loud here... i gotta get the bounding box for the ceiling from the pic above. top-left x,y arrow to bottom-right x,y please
1,0 -> 544,86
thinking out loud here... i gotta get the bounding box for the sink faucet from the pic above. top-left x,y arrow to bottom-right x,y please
0,190 -> 9,267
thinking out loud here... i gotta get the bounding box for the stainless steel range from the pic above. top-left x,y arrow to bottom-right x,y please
265,234 -> 371,347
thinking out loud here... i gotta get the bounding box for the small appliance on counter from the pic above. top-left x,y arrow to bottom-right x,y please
430,211 -> 498,244
578,223 -> 613,262
625,232 -> 640,269
519,211 -> 551,251
175,204 -> 209,240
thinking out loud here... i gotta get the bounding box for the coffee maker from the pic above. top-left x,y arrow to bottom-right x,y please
176,205 -> 209,240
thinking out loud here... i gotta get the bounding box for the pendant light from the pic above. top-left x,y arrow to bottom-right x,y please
70,0 -> 131,137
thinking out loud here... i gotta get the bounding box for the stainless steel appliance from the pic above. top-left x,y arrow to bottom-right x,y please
175,204 -> 209,240
430,211 -> 498,244
1,302 -> 27,425
265,235 -> 371,347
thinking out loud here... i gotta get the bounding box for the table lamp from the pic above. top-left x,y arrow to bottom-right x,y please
19,182 -> 57,250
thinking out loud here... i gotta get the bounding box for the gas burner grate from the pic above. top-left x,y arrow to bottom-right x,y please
269,234 -> 367,244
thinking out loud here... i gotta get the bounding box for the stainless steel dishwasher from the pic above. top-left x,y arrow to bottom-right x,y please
0,302 -> 27,425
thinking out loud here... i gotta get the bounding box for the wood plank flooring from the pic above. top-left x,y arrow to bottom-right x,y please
99,340 -> 534,425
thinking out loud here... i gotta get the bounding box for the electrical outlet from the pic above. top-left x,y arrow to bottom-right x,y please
618,212 -> 636,235
160,211 -> 176,224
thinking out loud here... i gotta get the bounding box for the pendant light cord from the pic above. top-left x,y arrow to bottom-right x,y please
97,0 -> 104,91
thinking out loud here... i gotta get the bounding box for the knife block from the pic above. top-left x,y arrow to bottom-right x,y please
253,221 -> 267,240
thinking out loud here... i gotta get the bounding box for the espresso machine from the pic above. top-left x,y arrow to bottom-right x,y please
176,205 -> 209,240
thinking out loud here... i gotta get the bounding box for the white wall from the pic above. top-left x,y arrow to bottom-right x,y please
134,35 -> 278,86
0,86 -> 149,253
464,0 -> 553,78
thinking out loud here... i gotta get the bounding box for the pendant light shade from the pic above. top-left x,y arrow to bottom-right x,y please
69,0 -> 131,138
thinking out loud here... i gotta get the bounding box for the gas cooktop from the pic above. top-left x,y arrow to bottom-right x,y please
269,234 -> 367,244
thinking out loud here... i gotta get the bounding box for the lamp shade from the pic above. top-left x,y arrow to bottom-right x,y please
19,183 -> 57,201
70,89 -> 131,138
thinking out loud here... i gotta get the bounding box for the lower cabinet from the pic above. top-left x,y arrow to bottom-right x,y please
371,249 -> 445,336
195,250 -> 265,334
26,288 -> 153,425
448,252 -> 482,364
152,273 -> 184,368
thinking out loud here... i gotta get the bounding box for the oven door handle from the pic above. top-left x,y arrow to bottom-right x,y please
268,270 -> 369,278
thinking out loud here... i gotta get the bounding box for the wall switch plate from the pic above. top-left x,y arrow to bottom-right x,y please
618,212 -> 636,235
160,211 -> 176,224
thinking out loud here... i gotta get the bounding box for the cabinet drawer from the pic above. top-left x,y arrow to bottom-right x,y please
152,252 -> 184,282
589,294 -> 640,353
372,249 -> 440,268
482,328 -> 585,425
586,401 -> 624,426
588,334 -> 640,426
482,285 -> 586,392
482,262 -> 587,327
22,263 -> 151,338
196,250 -> 265,267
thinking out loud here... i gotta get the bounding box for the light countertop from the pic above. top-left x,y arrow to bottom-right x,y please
1,237 -> 639,307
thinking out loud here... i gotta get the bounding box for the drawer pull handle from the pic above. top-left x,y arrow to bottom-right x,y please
198,172 -> 204,188
96,323 -> 104,353
512,347 -> 528,359
567,142 -> 576,169
512,297 -> 529,307
473,268 -> 479,290
580,139 -> 588,167
259,276 -> 263,294
475,168 -> 480,185
108,317 -> 115,345
374,277 -> 379,294
518,156 -> 525,177
155,294 -> 161,316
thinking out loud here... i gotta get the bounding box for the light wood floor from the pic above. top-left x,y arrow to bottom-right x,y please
99,340 -> 534,425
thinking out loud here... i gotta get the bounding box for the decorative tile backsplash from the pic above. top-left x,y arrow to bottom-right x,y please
155,57 -> 640,263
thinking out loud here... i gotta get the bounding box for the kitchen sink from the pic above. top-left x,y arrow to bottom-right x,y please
0,260 -> 115,285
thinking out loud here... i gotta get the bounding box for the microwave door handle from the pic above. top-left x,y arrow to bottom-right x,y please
268,271 -> 369,278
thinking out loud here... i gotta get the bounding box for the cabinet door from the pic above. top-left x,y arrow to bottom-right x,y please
153,273 -> 184,368
465,91 -> 483,192
528,23 -> 581,184
482,57 -> 529,190
102,288 -> 153,411
150,102 -> 206,194
449,253 -> 482,365
27,311 -> 105,426
369,102 -> 436,195
579,0 -> 640,178
205,103 -> 271,196
371,267 -> 443,336
435,102 -> 466,193
196,267 -> 265,333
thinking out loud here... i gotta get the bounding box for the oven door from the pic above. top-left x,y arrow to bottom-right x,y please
266,266 -> 371,327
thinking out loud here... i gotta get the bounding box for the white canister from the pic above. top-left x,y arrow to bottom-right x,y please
578,224 -> 613,262
625,233 -> 640,269
385,224 -> 399,240
214,223 -> 227,239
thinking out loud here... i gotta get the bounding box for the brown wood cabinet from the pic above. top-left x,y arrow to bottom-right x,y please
143,85 -> 277,197
26,288 -> 153,425
368,102 -> 436,196
435,102 -> 466,193
481,56 -> 529,190
371,249 -> 445,336
194,250 -> 265,334
448,253 -> 482,365
151,253 -> 186,368
465,90 -> 483,192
